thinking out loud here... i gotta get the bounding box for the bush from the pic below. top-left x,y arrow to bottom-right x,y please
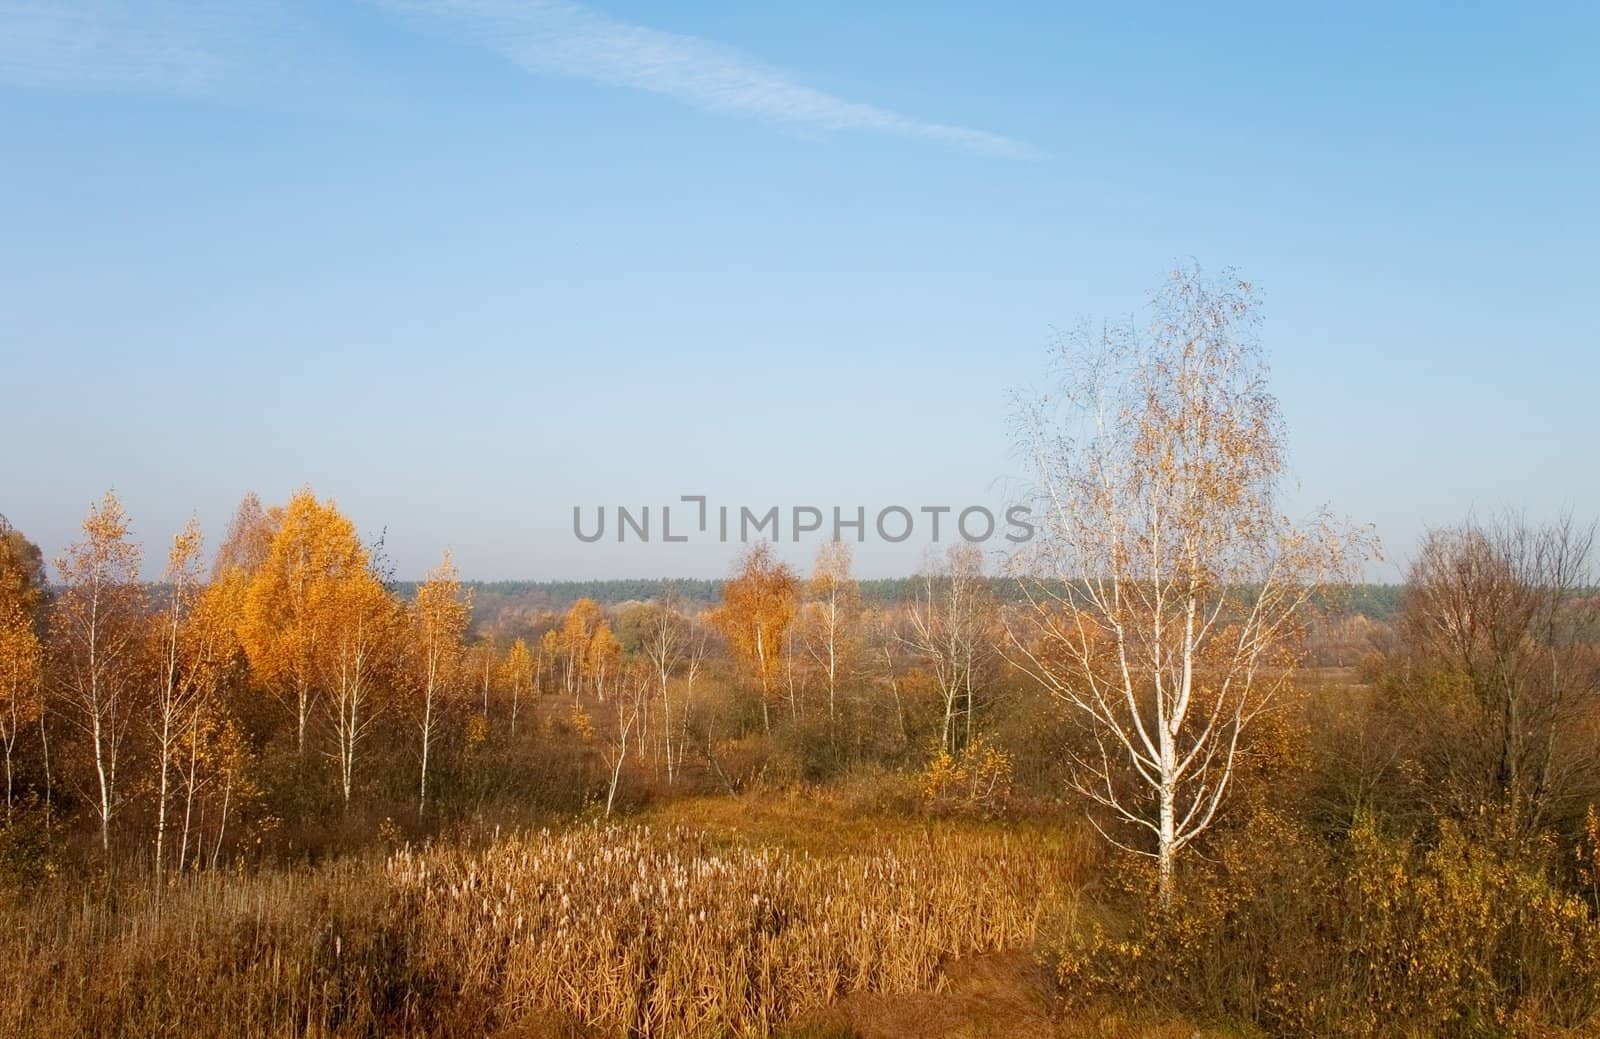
0,798 -> 64,887
1059,810 -> 1600,1037
918,735 -> 1014,819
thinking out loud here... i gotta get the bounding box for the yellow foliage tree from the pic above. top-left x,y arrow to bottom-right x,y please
175,565 -> 248,872
0,593 -> 40,821
412,552 -> 470,817
559,598 -> 602,700
240,489 -> 368,755
211,491 -> 279,580
323,565 -> 398,807
715,543 -> 798,732
586,620 -> 621,702
0,509 -> 43,821
499,637 -> 533,736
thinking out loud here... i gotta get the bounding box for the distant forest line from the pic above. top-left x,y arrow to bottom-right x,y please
413,578 -> 1405,620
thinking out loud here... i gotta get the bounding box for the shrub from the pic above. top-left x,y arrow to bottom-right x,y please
0,797 -> 64,886
1058,810 -> 1600,1037
918,735 -> 1014,818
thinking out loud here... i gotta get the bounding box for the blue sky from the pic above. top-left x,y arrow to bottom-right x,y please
2,1 -> 1596,580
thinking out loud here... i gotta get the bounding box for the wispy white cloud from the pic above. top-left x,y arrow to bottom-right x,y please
381,0 -> 1038,158
0,1 -> 239,94
0,0 -> 1036,158
0,2 -> 401,116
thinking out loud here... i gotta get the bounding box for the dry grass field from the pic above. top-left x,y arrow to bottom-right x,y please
0,797 -> 1122,1039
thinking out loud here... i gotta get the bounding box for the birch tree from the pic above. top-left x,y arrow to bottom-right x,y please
0,514 -> 43,819
559,599 -> 602,700
715,543 -> 798,733
801,541 -> 862,731
1011,267 -> 1366,901
411,552 -> 470,817
211,491 -> 278,580
587,620 -> 620,703
601,664 -> 647,817
241,490 -> 367,755
904,544 -> 993,755
0,593 -> 40,822
471,636 -> 498,723
52,492 -> 145,853
499,637 -> 533,737
324,565 -> 396,808
174,570 -> 247,873
150,519 -> 205,885
639,594 -> 687,781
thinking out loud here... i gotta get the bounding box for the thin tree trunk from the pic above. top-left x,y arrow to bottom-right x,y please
756,626 -> 770,734
2,692 -> 16,823
2,738 -> 12,824
211,776 -> 232,871
605,705 -> 632,818
178,719 -> 199,874
154,713 -> 171,886
418,687 -> 432,819
964,653 -> 974,750
785,633 -> 798,723
38,702 -> 50,809
93,711 -> 110,853
883,646 -> 908,749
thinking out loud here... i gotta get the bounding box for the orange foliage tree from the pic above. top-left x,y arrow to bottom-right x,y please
323,563 -> 398,807
498,637 -> 533,736
558,598 -> 602,700
715,543 -> 798,733
0,579 -> 40,821
175,560 -> 249,872
239,489 -> 367,755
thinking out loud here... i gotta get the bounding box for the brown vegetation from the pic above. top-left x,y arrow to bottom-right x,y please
0,813 -> 1084,1038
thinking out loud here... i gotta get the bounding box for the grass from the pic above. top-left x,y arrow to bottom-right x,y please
0,798 -> 1091,1038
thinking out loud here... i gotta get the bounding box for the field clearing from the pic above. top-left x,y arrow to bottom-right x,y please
0,798 -> 1125,1038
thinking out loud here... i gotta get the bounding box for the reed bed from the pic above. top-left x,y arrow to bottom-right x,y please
390,824 -> 1080,1037
0,853 -> 409,1038
0,822 -> 1082,1038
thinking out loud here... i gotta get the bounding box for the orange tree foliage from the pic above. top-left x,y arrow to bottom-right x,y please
0,590 -> 40,819
321,561 -> 400,806
714,542 -> 798,731
239,489 -> 370,755
558,598 -> 602,698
